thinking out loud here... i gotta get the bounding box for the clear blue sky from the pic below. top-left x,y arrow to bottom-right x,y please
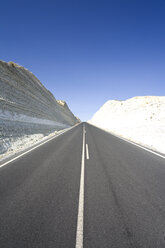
1,0 -> 165,121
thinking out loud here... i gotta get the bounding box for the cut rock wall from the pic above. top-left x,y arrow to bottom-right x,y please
0,60 -> 79,154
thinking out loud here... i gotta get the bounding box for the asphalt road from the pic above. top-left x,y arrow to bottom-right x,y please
1,123 -> 165,247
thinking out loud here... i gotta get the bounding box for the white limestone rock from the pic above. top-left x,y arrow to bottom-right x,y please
89,96 -> 165,154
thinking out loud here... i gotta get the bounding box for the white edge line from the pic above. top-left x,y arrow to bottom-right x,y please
115,135 -> 165,159
0,124 -> 80,168
86,144 -> 89,160
75,124 -> 85,248
88,123 -> 165,160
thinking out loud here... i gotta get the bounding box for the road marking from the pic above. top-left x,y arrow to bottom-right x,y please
102,128 -> 165,159
75,124 -> 85,248
86,144 -> 89,160
0,125 -> 78,169
88,123 -> 165,160
118,136 -> 165,159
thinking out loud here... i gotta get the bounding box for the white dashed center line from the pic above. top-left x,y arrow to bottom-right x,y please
86,144 -> 89,160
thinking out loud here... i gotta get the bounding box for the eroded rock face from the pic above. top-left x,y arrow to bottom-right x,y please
0,60 -> 79,154
89,96 -> 165,154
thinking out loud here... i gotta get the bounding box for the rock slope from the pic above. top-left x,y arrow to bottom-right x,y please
0,60 -> 79,155
89,96 -> 165,154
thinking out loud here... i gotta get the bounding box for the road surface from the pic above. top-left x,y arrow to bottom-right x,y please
1,123 -> 165,247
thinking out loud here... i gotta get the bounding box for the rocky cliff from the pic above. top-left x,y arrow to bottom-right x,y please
89,96 -> 165,154
0,60 -> 79,154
